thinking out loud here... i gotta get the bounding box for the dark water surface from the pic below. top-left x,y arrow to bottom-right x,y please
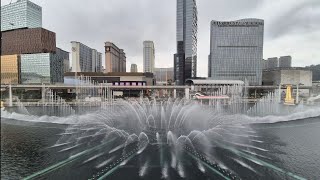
1,116 -> 320,180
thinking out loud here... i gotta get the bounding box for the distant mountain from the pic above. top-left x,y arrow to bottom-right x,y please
306,64 -> 320,81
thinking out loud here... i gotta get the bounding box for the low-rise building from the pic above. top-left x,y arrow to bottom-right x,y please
64,72 -> 155,86
64,72 -> 155,97
262,67 -> 312,96
1,55 -> 21,84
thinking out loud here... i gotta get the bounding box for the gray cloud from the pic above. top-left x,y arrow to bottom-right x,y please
265,0 -> 320,39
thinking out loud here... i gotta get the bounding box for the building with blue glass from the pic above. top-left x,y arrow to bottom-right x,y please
1,0 -> 42,32
174,0 -> 198,85
20,48 -> 67,84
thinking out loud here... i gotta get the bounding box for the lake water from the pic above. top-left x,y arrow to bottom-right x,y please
1,115 -> 320,179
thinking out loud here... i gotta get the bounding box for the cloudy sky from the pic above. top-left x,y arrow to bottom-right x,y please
2,0 -> 319,76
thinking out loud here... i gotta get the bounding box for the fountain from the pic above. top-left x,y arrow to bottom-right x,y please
2,82 -> 320,179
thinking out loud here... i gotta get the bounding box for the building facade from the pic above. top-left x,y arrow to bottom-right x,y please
1,28 -> 56,55
92,49 -> 102,72
105,42 -> 126,73
267,57 -> 278,69
174,0 -> 198,85
131,64 -> 138,72
208,19 -> 264,85
55,48 -> 70,73
1,55 -> 21,84
143,41 -> 155,73
20,52 -> 65,84
279,56 -> 292,68
120,49 -> 126,72
71,41 -> 101,72
154,67 -> 174,84
1,0 -> 42,32
263,68 -> 312,96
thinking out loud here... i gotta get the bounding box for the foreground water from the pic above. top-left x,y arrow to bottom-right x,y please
1,115 -> 320,179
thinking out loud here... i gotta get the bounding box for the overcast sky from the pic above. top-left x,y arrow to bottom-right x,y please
2,0 -> 319,76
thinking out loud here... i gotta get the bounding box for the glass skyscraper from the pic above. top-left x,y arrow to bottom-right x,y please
1,0 -> 42,32
20,51 -> 65,84
174,0 -> 198,85
208,19 -> 264,85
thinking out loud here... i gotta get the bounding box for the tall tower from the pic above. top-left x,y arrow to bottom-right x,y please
174,0 -> 198,85
143,41 -> 155,73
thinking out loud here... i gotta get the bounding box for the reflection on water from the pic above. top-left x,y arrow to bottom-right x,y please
2,116 -> 320,179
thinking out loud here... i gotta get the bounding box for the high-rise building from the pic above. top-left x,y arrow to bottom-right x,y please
279,56 -> 292,68
267,57 -> 279,69
174,0 -> 198,85
20,51 -> 65,84
92,49 -> 102,72
208,19 -> 264,85
71,41 -> 102,72
105,42 -> 126,73
1,0 -> 42,32
143,41 -> 155,73
55,48 -> 70,73
120,49 -> 126,72
1,55 -> 21,84
1,28 -> 56,55
131,64 -> 138,72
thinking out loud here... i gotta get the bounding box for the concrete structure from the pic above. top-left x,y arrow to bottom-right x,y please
311,81 -> 320,95
143,41 -> 155,73
174,0 -> 198,85
131,64 -> 138,72
267,57 -> 279,69
262,68 -> 312,96
279,56 -> 292,68
1,55 -> 21,84
71,41 -> 102,72
186,79 -> 245,96
1,28 -> 56,55
20,50 -> 66,84
1,0 -> 42,32
105,42 -> 126,73
154,67 -> 174,85
208,19 -> 264,85
64,72 -> 155,86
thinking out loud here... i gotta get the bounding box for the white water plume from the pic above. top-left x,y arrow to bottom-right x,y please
2,97 -> 319,179
139,161 -> 149,177
161,163 -> 169,179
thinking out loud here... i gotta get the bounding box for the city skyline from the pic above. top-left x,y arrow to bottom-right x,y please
2,0 -> 318,76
